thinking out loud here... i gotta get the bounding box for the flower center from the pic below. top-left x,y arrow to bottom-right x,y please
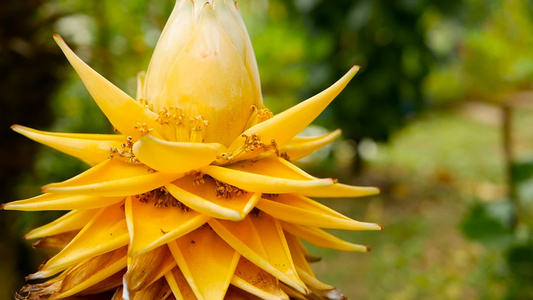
134,172 -> 246,209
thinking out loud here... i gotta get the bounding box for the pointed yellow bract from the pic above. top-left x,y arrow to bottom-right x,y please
53,35 -> 163,140
4,0 -> 382,298
132,134 -> 225,173
124,196 -> 210,256
24,209 -> 99,239
168,225 -> 240,300
12,125 -> 124,166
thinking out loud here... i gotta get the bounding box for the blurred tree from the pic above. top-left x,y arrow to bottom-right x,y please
291,0 -> 461,171
0,0 -> 71,294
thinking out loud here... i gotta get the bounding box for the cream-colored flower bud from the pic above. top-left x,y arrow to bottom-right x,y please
143,0 -> 263,146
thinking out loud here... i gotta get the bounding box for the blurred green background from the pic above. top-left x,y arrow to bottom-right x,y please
1,0 -> 533,299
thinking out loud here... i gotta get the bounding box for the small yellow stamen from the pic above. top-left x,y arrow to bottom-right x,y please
189,115 -> 208,143
134,122 -> 152,134
215,133 -> 279,164
108,136 -> 139,163
213,178 -> 245,199
244,106 -> 273,130
138,99 -> 153,111
185,171 -> 206,185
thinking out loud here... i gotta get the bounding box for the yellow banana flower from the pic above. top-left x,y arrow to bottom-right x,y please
3,0 -> 381,299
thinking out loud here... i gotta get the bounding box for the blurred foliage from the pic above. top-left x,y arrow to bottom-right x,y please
425,0 -> 533,105
1,0 -> 533,299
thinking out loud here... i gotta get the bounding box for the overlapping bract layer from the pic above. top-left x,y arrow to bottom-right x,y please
3,1 -> 381,299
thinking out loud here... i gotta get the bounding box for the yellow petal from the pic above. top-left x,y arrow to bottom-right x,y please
281,222 -> 370,252
166,176 -> 261,221
256,198 -> 381,230
228,66 -> 360,152
209,217 -> 308,295
25,209 -> 99,239
124,245 -> 175,292
284,232 -> 316,276
202,165 -> 334,194
33,202 -> 129,279
124,197 -> 209,256
226,156 -> 317,180
280,129 -> 341,161
53,247 -> 127,299
53,34 -> 163,140
168,225 -> 240,300
270,193 -> 351,220
165,267 -> 197,300
300,183 -> 380,198
295,265 -> 334,292
132,134 -> 225,173
12,125 -> 124,166
280,283 -> 307,300
231,258 -> 289,300
2,193 -> 123,211
42,159 -> 182,197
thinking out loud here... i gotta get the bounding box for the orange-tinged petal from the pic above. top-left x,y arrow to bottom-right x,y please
166,176 -> 261,220
225,285 -> 264,300
231,258 -> 289,300
12,125 -> 124,166
130,277 -> 172,300
32,230 -> 78,250
53,247 -> 127,299
300,183 -> 380,198
202,165 -> 334,194
25,209 -> 99,239
281,222 -> 370,252
280,129 -> 341,161
209,216 -> 308,295
2,193 -> 123,211
53,35 -> 163,140
132,134 -> 225,173
124,196 -> 210,256
124,245 -> 175,292
165,267 -> 197,300
42,159 -> 182,197
228,66 -> 360,152
32,202 -> 128,279
168,225 -> 240,300
257,198 -> 381,230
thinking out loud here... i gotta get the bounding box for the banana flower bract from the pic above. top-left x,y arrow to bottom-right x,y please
3,1 -> 381,299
